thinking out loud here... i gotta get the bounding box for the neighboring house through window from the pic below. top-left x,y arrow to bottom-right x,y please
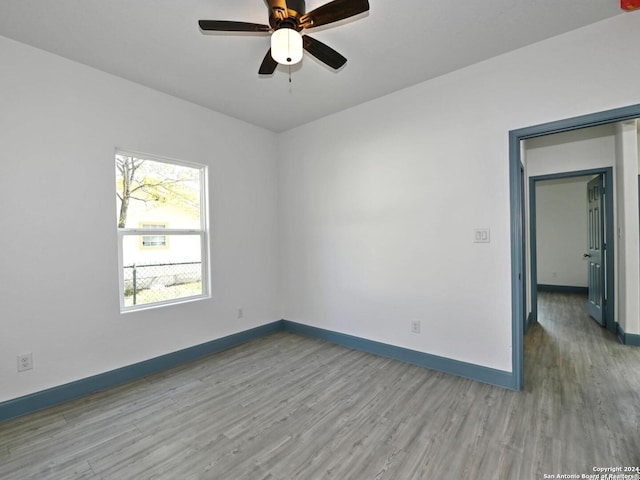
140,223 -> 168,249
115,151 -> 209,311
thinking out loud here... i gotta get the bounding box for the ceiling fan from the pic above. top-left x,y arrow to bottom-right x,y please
198,0 -> 370,75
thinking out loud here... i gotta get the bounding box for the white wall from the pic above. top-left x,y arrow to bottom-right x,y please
525,125 -> 616,177
0,36 -> 280,402
535,177 -> 591,287
615,120 -> 640,335
4,12 -> 640,404
524,125 -> 616,314
278,12 -> 640,372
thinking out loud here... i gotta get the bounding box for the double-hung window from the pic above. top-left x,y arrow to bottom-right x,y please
115,151 -> 209,311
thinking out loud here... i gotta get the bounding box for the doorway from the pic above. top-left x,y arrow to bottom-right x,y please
528,169 -> 614,333
509,103 -> 640,391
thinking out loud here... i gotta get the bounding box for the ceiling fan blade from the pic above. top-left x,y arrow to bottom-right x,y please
299,0 -> 369,29
303,35 -> 347,70
199,20 -> 271,32
259,49 -> 279,75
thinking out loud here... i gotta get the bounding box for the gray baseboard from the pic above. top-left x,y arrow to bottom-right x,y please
1,318 -> 518,423
281,320 -> 515,390
537,284 -> 588,294
0,322 -> 282,423
617,324 -> 640,347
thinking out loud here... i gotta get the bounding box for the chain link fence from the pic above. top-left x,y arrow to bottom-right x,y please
123,261 -> 202,306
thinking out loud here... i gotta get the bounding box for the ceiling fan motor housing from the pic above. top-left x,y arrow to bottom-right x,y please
268,0 -> 306,30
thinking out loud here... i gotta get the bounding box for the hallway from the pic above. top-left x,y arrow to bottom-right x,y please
524,291 -> 640,471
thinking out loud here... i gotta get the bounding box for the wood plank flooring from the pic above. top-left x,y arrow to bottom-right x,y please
1,292 -> 639,479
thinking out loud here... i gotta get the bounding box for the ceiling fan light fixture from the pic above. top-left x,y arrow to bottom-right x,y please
271,28 -> 303,65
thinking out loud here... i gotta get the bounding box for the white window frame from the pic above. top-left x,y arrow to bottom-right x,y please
116,150 -> 211,313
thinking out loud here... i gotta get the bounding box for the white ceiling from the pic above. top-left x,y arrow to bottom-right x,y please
0,0 -> 625,132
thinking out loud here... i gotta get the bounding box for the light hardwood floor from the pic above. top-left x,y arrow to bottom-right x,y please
1,292 -> 639,479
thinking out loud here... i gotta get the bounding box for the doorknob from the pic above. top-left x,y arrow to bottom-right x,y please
583,253 -> 591,258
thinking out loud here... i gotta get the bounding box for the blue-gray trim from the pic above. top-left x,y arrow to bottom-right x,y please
520,165 -> 529,340
537,284 -> 589,294
281,320 -> 515,390
524,312 -> 535,336
509,132 -> 525,390
529,174 -> 538,325
509,103 -> 640,391
617,324 -> 640,347
0,321 -> 283,423
1,318 -> 521,423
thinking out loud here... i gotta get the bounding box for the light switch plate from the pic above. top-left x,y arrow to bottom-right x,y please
473,228 -> 490,243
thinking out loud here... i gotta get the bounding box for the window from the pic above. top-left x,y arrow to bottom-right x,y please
115,151 -> 209,311
140,223 -> 168,248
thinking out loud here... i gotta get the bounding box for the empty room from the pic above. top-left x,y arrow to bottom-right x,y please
1,1 -> 639,479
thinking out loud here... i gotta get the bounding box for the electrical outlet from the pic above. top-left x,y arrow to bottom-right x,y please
17,353 -> 33,372
411,320 -> 421,334
237,307 -> 244,319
